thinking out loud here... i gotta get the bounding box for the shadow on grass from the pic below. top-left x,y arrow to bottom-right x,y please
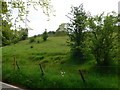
66,53 -> 94,65
90,64 -> 119,76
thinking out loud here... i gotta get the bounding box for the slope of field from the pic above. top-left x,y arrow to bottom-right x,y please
2,36 -> 118,88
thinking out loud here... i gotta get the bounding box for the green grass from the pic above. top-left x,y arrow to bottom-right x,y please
2,36 -> 119,89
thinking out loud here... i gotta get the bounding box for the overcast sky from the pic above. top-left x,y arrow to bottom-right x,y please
12,0 -> 120,37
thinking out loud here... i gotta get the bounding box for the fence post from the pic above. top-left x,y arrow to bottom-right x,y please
14,56 -> 16,69
79,69 -> 86,83
13,56 -> 20,70
16,61 -> 20,70
39,64 -> 44,76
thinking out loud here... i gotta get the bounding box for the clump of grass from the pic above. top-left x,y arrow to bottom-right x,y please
37,40 -> 40,43
54,56 -> 63,60
29,55 -> 44,61
60,60 -> 66,64
34,56 -> 44,60
40,59 -> 49,64
30,46 -> 33,48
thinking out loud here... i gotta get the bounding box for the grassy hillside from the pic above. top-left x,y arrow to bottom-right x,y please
2,36 -> 119,88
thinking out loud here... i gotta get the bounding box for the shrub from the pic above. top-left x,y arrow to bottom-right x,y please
37,40 -> 40,43
30,46 -> 33,48
88,12 -> 118,66
42,30 -> 48,41
29,37 -> 35,43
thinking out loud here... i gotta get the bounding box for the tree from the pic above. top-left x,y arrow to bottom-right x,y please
42,29 -> 48,41
1,0 -> 54,46
2,19 -> 13,46
0,1 -> 11,46
88,12 -> 118,66
12,30 -> 21,44
67,4 -> 88,61
55,23 -> 68,36
19,28 -> 28,40
1,0 -> 54,29
48,31 -> 55,36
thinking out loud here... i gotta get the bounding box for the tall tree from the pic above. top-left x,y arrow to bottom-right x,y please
0,1 -> 13,46
67,4 -> 88,61
2,19 -> 13,46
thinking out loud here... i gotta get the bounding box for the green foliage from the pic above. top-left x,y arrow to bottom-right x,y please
2,69 -> 118,88
19,28 -> 28,40
30,45 -> 33,48
2,25 -> 28,46
1,2 -> 28,46
37,40 -> 40,43
2,37 -> 118,88
1,0 -> 54,46
1,1 -> 9,14
1,0 -> 54,29
1,1 -> 119,88
67,4 -> 88,61
42,30 -> 48,41
2,19 -> 12,46
88,12 -> 118,66
48,31 -> 55,36
29,37 -> 35,43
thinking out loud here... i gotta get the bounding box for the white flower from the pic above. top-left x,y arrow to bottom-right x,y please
60,71 -> 65,77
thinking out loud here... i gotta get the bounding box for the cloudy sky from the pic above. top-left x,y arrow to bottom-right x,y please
12,0 -> 120,37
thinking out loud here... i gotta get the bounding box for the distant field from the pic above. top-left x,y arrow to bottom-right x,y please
2,36 -> 119,88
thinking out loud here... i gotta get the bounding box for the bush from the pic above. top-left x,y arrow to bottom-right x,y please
88,12 -> 118,66
37,40 -> 40,43
19,29 -> 28,41
42,30 -> 48,41
29,37 -> 35,43
34,35 -> 37,38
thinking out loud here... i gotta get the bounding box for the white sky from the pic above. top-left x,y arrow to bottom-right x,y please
12,0 -> 120,37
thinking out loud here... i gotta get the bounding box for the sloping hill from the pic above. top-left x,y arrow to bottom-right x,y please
2,36 -> 118,88
2,37 -> 69,65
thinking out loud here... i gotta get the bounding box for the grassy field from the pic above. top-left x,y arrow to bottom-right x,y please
2,36 -> 119,89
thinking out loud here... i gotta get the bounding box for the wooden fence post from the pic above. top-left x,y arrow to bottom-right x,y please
13,56 -> 20,70
39,64 -> 44,76
14,56 -> 16,69
16,61 -> 20,70
79,69 -> 86,83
